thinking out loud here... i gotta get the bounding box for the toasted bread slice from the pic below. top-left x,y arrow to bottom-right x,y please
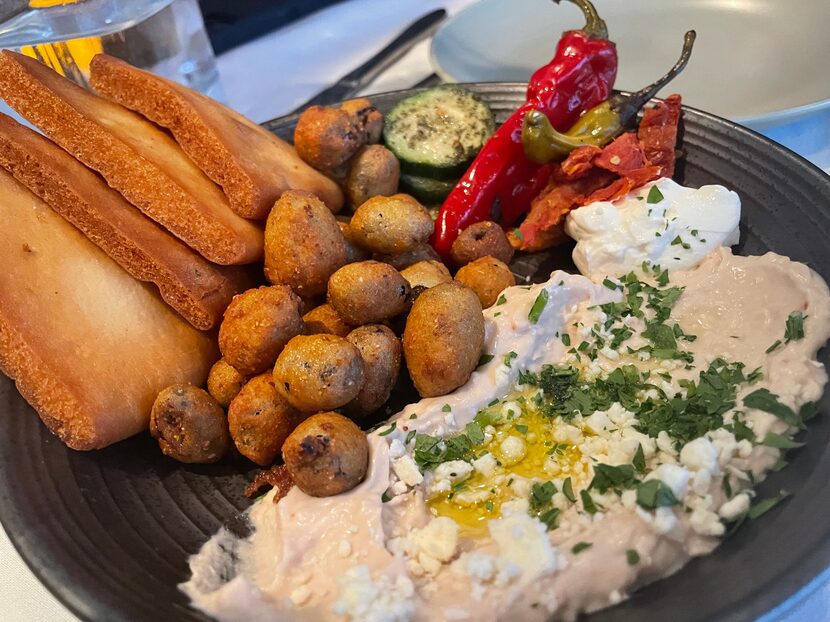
0,169 -> 219,449
0,50 -> 263,265
89,54 -> 343,220
0,113 -> 253,330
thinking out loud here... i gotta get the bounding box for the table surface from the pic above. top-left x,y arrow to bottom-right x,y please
1,0 -> 829,620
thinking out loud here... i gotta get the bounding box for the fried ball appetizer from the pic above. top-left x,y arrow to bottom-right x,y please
294,98 -> 382,173
403,282 -> 485,397
264,190 -> 348,297
228,373 -> 301,466
338,221 -> 371,263
401,260 -> 452,290
345,145 -> 400,209
219,285 -> 304,376
273,334 -> 365,412
450,220 -> 515,266
327,260 -> 410,325
207,359 -> 246,408
455,256 -> 517,308
345,325 -> 402,417
349,194 -> 433,254
150,385 -> 230,464
374,243 -> 441,270
282,412 -> 369,497
303,303 -> 350,337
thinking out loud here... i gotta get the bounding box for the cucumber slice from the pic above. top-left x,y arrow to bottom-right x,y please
400,173 -> 458,205
383,86 -> 495,180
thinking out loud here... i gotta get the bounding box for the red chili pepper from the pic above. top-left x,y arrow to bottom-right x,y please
431,0 -> 618,261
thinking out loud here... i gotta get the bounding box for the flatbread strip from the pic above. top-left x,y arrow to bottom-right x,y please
0,50 -> 263,266
0,113 -> 253,330
89,54 -> 344,219
0,170 -> 219,449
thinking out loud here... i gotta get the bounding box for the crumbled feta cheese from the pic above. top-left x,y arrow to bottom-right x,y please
584,410 -> 611,434
433,460 -> 474,489
656,431 -> 677,455
472,453 -> 498,477
333,565 -> 415,622
410,517 -> 460,563
488,512 -> 559,584
500,436 -> 527,466
636,506 -> 678,536
718,493 -> 751,521
680,437 -> 719,475
290,585 -> 312,606
689,507 -> 725,537
646,464 -> 690,500
392,455 -> 423,487
388,438 -> 406,459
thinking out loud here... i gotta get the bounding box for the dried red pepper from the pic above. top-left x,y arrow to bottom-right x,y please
430,0 -> 618,260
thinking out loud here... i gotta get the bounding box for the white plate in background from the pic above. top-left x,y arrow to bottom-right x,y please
430,0 -> 830,131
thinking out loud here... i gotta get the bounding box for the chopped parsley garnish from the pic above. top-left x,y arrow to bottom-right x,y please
478,353 -> 494,366
409,413 -> 418,419
670,235 -> 691,250
530,481 -> 557,510
405,429 -> 417,444
413,422 -> 485,470
580,490 -> 598,514
743,388 -> 805,429
572,542 -> 593,554
381,491 -> 391,503
514,424 -> 529,435
561,333 -> 571,347
496,294 -> 507,306
800,401 -> 820,423
441,404 -> 452,412
760,432 -> 804,449
633,444 -> 646,473
378,422 -> 396,436
646,185 -> 664,204
603,278 -> 620,290
528,289 -> 549,324
589,464 -> 637,494
513,228 -> 524,241
784,311 -> 805,342
748,490 -> 791,520
538,508 -> 560,530
503,351 -> 518,368
563,477 -> 576,503
626,549 -> 641,565
766,340 -> 782,354
636,479 -> 679,509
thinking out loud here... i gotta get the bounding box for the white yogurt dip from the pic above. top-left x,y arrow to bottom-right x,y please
565,178 -> 741,281
183,246 -> 830,622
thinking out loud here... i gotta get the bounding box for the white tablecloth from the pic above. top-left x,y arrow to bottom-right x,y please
1,0 -> 829,619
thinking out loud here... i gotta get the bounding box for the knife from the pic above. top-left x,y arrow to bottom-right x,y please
291,8 -> 447,114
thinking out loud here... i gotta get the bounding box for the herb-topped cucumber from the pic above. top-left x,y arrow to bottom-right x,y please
399,173 -> 458,205
383,86 -> 495,180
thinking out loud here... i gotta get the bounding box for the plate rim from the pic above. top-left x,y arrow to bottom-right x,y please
429,0 -> 830,128
2,82 -> 830,622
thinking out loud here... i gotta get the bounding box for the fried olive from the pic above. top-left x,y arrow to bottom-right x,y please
207,359 -> 246,408
400,260 -> 452,290
345,145 -> 400,209
150,384 -> 230,463
450,221 -> 515,266
228,373 -> 301,466
345,325 -> 402,417
340,98 -> 383,145
273,334 -> 365,412
218,285 -> 304,376
374,243 -> 441,270
327,260 -> 410,325
303,303 -> 350,337
455,256 -> 517,308
338,221 -> 371,263
264,190 -> 348,296
282,412 -> 369,497
403,282 -> 485,397
293,99 -> 382,173
349,194 -> 433,254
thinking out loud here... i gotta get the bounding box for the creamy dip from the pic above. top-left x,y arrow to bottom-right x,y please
184,246 -> 830,622
565,178 -> 741,281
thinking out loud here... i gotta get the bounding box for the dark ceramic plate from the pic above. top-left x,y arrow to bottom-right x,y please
1,84 -> 829,622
